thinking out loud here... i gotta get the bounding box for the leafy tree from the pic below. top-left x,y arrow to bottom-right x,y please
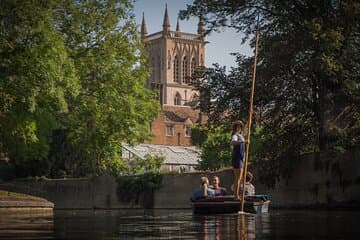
0,0 -> 79,176
0,0 -> 160,178
196,126 -> 231,171
128,154 -> 165,175
181,0 -> 360,186
190,125 -> 210,147
50,0 -> 159,177
192,124 -> 263,171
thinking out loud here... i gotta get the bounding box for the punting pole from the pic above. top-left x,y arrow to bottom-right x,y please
240,18 -> 260,213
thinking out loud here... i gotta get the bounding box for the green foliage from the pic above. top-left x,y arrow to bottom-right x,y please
0,0 -> 78,170
129,154 -> 164,175
181,0 -> 360,186
50,0 -> 160,177
190,125 -> 209,147
194,125 -> 264,172
0,0 -> 160,178
193,126 -> 231,171
116,172 -> 162,207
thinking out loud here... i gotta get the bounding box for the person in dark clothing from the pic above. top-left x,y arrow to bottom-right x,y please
231,120 -> 246,200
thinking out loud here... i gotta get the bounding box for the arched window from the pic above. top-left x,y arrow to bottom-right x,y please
182,57 -> 188,83
151,57 -> 155,82
173,56 -> 180,83
157,55 -> 161,80
168,50 -> 171,69
174,92 -> 181,105
185,126 -> 191,137
191,58 -> 196,74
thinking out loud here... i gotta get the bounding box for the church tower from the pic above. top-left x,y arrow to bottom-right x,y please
142,5 -> 206,146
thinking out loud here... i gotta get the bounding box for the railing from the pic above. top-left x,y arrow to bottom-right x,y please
144,31 -> 202,41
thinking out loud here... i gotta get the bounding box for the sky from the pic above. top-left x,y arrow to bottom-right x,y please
133,0 -> 252,69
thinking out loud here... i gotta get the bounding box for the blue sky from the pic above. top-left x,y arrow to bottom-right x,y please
133,0 -> 252,69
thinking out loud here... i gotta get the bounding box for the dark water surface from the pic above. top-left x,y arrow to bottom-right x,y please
0,209 -> 359,239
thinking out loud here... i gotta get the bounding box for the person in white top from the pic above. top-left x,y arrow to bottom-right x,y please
230,120 -> 246,200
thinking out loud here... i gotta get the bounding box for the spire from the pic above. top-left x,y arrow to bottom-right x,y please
163,4 -> 170,33
197,15 -> 205,37
176,17 -> 180,32
141,12 -> 148,38
175,17 -> 180,37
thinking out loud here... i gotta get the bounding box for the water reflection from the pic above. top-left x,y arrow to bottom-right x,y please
53,210 -> 270,239
0,211 -> 54,240
193,213 -> 270,240
0,209 -> 359,239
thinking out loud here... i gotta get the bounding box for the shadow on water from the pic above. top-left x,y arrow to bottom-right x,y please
0,209 -> 360,239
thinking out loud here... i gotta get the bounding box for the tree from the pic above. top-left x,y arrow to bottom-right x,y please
182,0 -> 360,186
49,0 -> 159,177
191,125 -> 231,171
0,0 -> 160,178
0,0 -> 79,176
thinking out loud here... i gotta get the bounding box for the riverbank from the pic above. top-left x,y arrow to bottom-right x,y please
0,190 -> 54,214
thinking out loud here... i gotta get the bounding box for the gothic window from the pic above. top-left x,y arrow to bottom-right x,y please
151,57 -> 155,82
191,57 -> 196,74
185,126 -> 191,137
182,57 -> 189,83
168,50 -> 171,69
174,92 -> 181,105
166,125 -> 174,136
158,55 -> 161,81
173,56 -> 180,83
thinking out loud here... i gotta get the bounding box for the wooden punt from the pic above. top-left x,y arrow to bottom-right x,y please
191,195 -> 270,214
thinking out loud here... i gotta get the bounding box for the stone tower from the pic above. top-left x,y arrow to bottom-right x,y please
142,5 -> 206,146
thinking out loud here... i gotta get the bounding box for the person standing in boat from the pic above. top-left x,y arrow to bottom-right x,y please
231,120 -> 246,200
211,176 -> 227,196
190,176 -> 215,201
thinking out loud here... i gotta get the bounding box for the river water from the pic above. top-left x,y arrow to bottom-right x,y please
0,209 -> 359,239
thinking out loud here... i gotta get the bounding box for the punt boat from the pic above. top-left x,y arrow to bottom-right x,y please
191,195 -> 270,214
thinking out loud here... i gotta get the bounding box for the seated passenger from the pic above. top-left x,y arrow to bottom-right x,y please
231,172 -> 256,196
190,176 -> 215,202
245,172 -> 255,196
211,176 -> 227,196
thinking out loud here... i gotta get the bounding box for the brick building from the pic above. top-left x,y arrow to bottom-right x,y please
142,5 -> 207,146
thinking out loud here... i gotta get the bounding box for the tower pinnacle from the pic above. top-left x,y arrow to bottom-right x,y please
175,17 -> 181,37
163,4 -> 170,33
197,15 -> 205,37
141,12 -> 148,38
176,17 -> 180,32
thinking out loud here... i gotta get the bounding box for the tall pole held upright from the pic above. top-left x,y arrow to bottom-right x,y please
240,21 -> 260,213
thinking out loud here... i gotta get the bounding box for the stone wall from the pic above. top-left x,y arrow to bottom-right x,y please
0,173 -> 143,210
0,150 -> 359,209
255,149 -> 360,208
153,150 -> 360,209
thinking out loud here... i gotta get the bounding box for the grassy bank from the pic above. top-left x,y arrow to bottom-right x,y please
0,190 -> 46,201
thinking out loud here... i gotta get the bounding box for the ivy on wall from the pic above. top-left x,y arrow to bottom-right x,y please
116,172 -> 162,208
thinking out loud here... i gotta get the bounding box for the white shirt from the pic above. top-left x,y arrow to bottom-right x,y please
231,134 -> 245,143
